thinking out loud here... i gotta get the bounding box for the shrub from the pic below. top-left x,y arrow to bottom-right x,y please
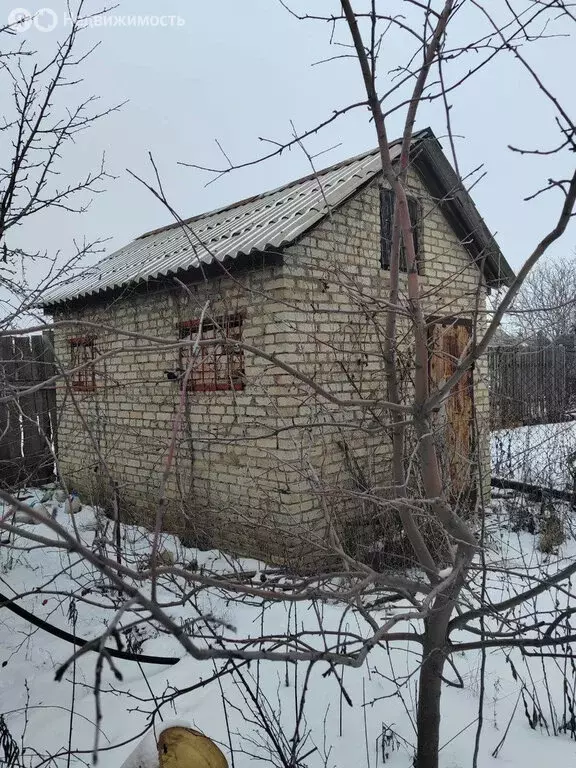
137,549 -> 175,571
538,507 -> 565,553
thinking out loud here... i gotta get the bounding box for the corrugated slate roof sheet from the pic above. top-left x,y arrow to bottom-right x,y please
41,128 -> 514,306
42,142 -> 402,306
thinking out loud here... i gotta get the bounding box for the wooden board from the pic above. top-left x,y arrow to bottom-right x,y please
428,320 -> 474,504
0,333 -> 56,489
0,337 -> 22,487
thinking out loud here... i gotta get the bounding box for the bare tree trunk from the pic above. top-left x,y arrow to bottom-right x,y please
416,636 -> 446,768
415,601 -> 452,768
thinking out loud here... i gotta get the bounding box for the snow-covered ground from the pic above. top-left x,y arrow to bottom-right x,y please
492,420 -> 576,490
2,462 -> 576,765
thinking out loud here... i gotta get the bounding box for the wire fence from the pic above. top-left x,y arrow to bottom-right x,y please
489,342 -> 574,430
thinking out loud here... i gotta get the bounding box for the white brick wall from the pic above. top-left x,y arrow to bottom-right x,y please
48,167 -> 490,566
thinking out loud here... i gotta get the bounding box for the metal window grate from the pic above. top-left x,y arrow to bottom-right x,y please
180,315 -> 244,392
69,336 -> 96,392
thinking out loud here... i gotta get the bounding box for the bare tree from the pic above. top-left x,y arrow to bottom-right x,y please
0,0 -> 118,325
509,251 -> 576,340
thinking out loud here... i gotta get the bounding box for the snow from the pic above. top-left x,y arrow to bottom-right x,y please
119,720 -> 194,768
492,420 -> 576,489
2,456 -> 576,766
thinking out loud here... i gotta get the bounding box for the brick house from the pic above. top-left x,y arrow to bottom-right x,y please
42,128 -> 514,565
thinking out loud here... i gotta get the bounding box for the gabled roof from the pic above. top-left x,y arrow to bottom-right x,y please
41,128 -> 514,307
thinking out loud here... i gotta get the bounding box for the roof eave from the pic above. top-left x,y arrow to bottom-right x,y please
40,248 -> 285,312
412,131 -> 515,288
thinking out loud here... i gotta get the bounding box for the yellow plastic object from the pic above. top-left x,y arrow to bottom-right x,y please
158,727 -> 228,768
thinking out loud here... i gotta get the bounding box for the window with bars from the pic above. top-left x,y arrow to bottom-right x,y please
69,336 -> 96,392
380,187 -> 422,273
180,314 -> 244,392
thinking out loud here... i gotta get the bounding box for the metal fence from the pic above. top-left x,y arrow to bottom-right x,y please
0,332 -> 56,488
488,343 -> 571,430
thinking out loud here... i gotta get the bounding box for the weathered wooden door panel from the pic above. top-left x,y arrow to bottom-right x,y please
428,320 -> 474,503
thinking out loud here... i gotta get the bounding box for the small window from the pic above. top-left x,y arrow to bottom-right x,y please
380,187 -> 422,272
180,314 -> 244,392
69,336 -> 96,392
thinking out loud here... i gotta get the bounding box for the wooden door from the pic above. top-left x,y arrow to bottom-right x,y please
428,320 -> 474,504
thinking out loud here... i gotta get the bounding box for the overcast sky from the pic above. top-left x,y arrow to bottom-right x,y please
6,0 -> 576,281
